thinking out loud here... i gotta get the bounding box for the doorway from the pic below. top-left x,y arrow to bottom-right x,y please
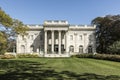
54,45 -> 58,53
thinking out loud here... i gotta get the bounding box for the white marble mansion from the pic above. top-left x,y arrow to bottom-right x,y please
16,20 -> 96,57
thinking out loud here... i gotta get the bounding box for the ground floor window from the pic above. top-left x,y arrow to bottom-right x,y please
61,45 -> 64,53
48,45 -> 51,53
79,45 -> 83,53
69,45 -> 74,52
54,45 -> 58,53
88,45 -> 92,53
21,45 -> 25,53
30,45 -> 34,53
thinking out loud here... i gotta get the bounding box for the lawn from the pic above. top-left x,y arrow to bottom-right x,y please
0,58 -> 120,80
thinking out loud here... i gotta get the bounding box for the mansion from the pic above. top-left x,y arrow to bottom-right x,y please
16,20 -> 96,57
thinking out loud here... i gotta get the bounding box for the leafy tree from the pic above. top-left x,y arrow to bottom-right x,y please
92,15 -> 120,54
0,8 -> 28,54
7,19 -> 29,52
0,32 -> 7,54
107,41 -> 120,54
0,8 -> 13,27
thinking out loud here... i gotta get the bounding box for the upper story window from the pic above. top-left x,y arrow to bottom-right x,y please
89,35 -> 93,41
70,35 -> 73,40
28,35 -> 30,39
22,35 -> 25,40
31,35 -> 34,40
79,35 -> 82,40
83,33 -> 87,36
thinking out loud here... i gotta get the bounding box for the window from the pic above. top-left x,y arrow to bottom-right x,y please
40,35 -> 42,40
88,46 -> 92,53
31,35 -> 34,40
79,35 -> 82,40
89,35 -> 92,41
69,45 -> 74,52
70,35 -> 73,40
48,45 -> 51,53
30,45 -> 34,53
35,33 -> 38,38
79,45 -> 83,53
22,35 -> 25,40
28,35 -> 30,39
21,45 -> 25,53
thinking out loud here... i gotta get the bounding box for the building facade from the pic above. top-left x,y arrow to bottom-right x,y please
16,20 -> 96,57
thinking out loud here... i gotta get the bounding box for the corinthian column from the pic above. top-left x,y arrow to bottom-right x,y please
44,31 -> 47,54
51,30 -> 54,53
65,31 -> 67,53
58,31 -> 61,54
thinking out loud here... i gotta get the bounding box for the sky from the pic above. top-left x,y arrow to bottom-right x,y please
0,0 -> 120,25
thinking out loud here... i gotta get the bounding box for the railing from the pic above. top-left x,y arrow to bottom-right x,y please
44,20 -> 68,25
26,24 -> 43,28
70,25 -> 96,28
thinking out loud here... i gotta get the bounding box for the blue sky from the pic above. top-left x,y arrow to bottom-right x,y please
0,0 -> 120,24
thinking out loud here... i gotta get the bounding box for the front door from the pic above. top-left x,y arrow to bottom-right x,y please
54,45 -> 58,53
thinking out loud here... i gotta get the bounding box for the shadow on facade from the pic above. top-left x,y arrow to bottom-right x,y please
0,60 -> 119,80
31,30 -> 44,53
85,32 -> 96,54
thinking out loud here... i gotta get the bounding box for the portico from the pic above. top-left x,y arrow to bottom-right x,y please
43,20 -> 69,57
44,30 -> 67,54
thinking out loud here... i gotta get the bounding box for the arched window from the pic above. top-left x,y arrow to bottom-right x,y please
21,45 -> 25,53
79,45 -> 83,53
30,45 -> 34,53
69,45 -> 74,52
88,45 -> 92,53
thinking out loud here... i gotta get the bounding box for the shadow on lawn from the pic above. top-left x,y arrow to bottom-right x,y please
0,60 -> 120,80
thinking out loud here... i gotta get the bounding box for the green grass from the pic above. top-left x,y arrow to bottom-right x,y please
0,58 -> 120,80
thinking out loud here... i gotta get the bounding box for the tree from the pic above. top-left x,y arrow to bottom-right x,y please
0,8 -> 28,54
0,32 -> 7,54
92,15 -> 120,54
0,9 -> 13,54
107,41 -> 120,54
7,19 -> 29,52
0,8 -> 13,27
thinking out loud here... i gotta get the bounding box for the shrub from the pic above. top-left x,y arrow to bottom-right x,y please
17,54 -> 39,58
93,54 -> 120,62
71,53 -> 94,58
1,54 -> 16,59
73,53 -> 120,62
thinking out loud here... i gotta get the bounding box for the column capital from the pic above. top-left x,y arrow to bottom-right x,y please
51,30 -> 54,32
44,30 -> 48,32
58,30 -> 62,32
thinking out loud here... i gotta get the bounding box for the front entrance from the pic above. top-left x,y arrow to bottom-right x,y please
54,45 -> 58,53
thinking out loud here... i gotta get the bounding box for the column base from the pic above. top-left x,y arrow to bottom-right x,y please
44,53 -> 70,57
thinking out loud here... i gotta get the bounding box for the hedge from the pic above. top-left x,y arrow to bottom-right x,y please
72,53 -> 120,62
